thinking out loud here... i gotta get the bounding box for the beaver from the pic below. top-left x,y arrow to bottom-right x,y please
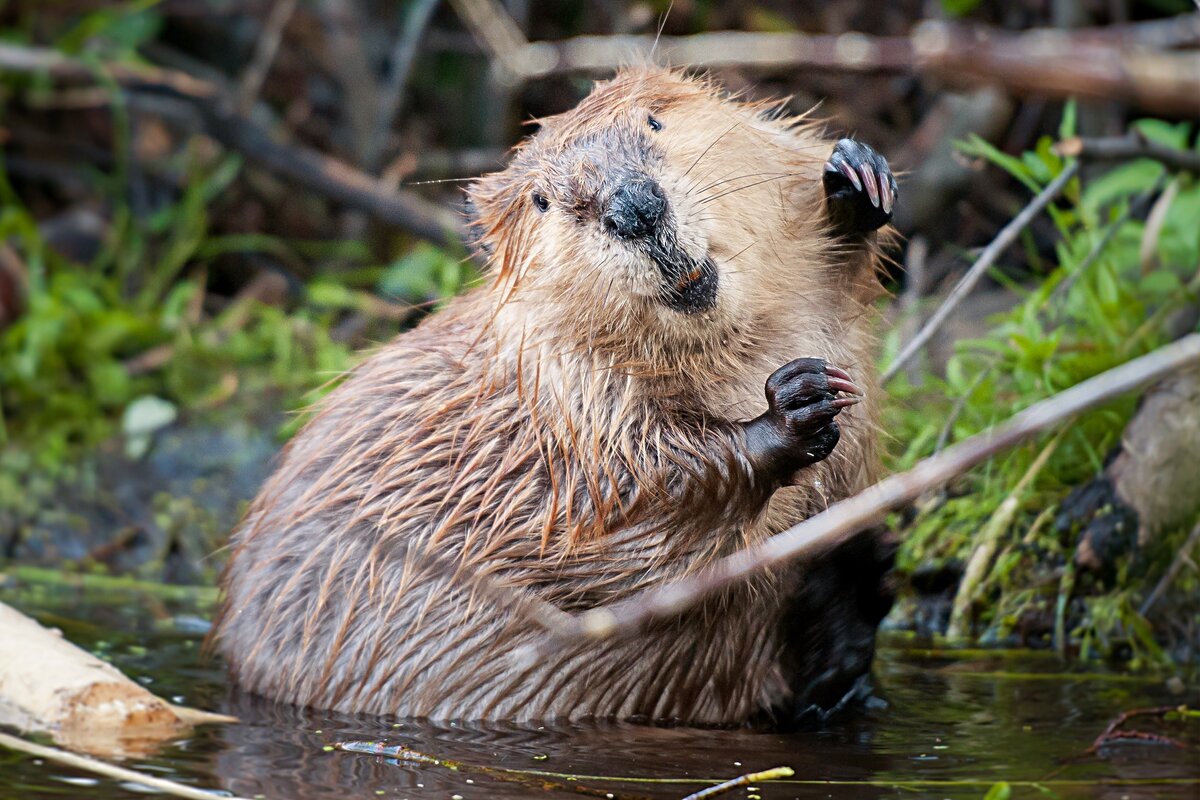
213,68 -> 898,726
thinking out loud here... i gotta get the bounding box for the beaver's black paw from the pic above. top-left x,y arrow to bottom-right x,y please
824,138 -> 896,236
744,358 -> 864,480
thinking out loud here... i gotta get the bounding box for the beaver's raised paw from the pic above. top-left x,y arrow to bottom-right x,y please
824,139 -> 896,236
745,358 -> 864,479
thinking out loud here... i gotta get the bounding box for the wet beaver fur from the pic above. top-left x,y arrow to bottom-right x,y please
214,68 -> 898,726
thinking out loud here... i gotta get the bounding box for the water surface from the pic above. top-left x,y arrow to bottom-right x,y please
1,583 -> 1197,800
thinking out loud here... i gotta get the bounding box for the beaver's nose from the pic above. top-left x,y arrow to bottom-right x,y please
603,180 -> 667,239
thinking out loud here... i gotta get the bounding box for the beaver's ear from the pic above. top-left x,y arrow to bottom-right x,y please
465,169 -> 519,263
462,190 -> 493,259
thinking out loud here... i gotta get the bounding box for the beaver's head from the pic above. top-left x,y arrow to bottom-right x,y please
467,68 -> 831,344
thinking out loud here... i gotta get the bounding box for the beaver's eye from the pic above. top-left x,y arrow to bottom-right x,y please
647,115 -> 663,132
531,192 -> 549,213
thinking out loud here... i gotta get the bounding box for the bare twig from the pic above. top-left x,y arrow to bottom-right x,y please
448,0 -> 548,82
896,235 -> 928,387
881,162 -> 1080,385
532,334 -> 1200,652
317,0 -> 380,165
0,43 -> 464,248
367,0 -> 442,170
1085,706 -> 1191,755
1140,521 -> 1200,616
235,0 -> 300,115
1050,175 -> 1165,303
1058,133 -> 1200,173
0,732 -> 255,800
933,363 -> 995,455
681,767 -> 795,800
911,22 -> 1200,117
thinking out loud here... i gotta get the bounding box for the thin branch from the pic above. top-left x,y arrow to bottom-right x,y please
448,0 -> 540,81
530,333 -> 1200,653
933,362 -> 995,455
1140,521 -> 1200,616
1050,176 -> 1165,304
367,0 -> 443,170
1057,133 -> 1200,174
235,0 -> 299,115
0,732 -> 255,800
0,43 -> 464,249
881,162 -> 1080,386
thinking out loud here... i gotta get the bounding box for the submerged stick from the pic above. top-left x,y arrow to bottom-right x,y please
0,732 -> 254,800
535,333 -> 1200,651
881,162 -> 1079,385
681,766 -> 795,800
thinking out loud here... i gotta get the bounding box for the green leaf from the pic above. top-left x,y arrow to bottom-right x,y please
1132,119 -> 1191,149
1058,100 -> 1078,141
957,135 -> 1040,193
56,0 -> 163,56
1139,270 -> 1183,296
983,781 -> 1012,800
1080,160 -> 1164,218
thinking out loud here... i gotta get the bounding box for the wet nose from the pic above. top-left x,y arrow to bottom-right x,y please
603,179 -> 667,239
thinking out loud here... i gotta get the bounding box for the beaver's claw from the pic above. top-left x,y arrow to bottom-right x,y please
824,138 -> 896,236
744,358 -> 864,481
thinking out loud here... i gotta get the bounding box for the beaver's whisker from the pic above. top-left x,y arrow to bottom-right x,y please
683,119 -> 744,179
700,173 -> 800,205
685,165 -> 741,201
695,171 -> 792,196
725,240 -> 758,262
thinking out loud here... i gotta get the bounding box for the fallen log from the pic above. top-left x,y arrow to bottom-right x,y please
0,602 -> 232,757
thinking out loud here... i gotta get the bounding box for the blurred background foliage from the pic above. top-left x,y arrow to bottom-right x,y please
0,0 -> 1197,666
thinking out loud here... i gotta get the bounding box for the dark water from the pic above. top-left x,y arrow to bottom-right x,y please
2,586 -> 1198,800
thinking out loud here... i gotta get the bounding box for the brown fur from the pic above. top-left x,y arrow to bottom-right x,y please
213,68 -> 889,724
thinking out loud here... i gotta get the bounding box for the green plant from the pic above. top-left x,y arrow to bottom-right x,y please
884,110 -> 1200,666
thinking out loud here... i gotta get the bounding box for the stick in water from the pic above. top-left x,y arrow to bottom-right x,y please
535,333 -> 1200,651
681,766 -> 796,800
0,732 -> 254,800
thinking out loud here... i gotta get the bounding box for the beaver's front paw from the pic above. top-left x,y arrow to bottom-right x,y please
744,358 -> 863,481
824,138 -> 896,237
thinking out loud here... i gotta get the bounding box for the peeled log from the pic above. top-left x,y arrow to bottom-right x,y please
0,602 -> 232,757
